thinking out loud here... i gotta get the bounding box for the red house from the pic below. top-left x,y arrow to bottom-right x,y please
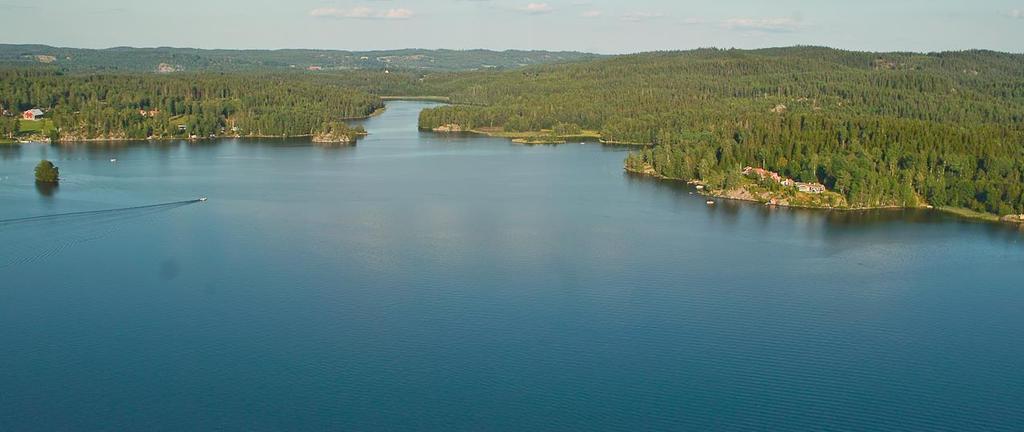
23,109 -> 44,120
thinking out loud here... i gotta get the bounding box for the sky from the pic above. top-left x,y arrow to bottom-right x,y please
2,0 -> 1023,53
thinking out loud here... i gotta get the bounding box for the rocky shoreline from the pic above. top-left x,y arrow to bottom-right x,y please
16,133 -> 339,144
429,123 -> 601,144
624,164 -> 1022,225
15,129 -> 371,144
1000,214 -> 1024,224
311,130 -> 367,144
624,164 -> 840,210
432,124 -> 465,133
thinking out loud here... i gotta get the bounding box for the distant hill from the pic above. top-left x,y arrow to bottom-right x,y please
0,45 -> 603,73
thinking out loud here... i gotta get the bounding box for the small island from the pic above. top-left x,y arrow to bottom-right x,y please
312,122 -> 367,144
34,160 -> 59,183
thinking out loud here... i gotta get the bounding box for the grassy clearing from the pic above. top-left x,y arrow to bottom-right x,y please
17,118 -> 55,134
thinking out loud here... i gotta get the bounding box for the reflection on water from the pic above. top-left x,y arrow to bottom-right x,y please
34,181 -> 58,197
1,143 -> 21,160
624,169 -> 1024,245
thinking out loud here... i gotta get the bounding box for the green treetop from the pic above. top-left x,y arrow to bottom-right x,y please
34,160 -> 59,183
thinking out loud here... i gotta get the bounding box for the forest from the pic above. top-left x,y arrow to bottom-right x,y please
4,46 -> 1024,216
0,69 -> 384,140
414,47 -> 1024,215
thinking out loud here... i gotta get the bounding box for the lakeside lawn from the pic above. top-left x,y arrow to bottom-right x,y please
17,118 -> 55,135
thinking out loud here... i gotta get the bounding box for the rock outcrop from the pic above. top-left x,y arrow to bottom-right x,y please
1001,214 -> 1024,224
432,124 -> 464,133
312,131 -> 355,144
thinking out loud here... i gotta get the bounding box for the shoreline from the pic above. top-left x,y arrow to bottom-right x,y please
426,125 -> 603,144
380,95 -> 451,102
599,139 -> 652,146
13,132 -> 369,144
624,165 -> 1022,225
341,105 -> 387,120
420,118 -> 645,147
622,165 -> 875,212
10,108 -> 384,144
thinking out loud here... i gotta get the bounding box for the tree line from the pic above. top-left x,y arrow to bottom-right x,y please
0,69 -> 383,140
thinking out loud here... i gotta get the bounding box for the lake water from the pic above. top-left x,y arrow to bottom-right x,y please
2,101 -> 1023,431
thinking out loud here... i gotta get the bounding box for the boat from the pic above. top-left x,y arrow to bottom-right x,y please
110,158 -> 117,163
706,200 -> 715,205
199,197 -> 208,202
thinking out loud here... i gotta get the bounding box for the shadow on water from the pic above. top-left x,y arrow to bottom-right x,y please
47,141 -> 187,166
34,181 -> 59,197
623,171 -> 691,193
51,138 -> 361,165
242,137 -> 360,148
1,143 -> 21,160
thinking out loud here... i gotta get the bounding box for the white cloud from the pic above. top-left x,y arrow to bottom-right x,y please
383,9 -> 414,19
723,17 -> 802,32
1011,9 -> 1023,19
519,3 -> 553,14
621,12 -> 664,22
310,7 -> 414,20
581,10 -> 603,18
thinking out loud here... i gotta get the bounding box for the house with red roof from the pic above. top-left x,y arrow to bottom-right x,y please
23,109 -> 44,121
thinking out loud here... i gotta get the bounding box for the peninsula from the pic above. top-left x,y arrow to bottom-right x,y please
415,48 -> 1024,221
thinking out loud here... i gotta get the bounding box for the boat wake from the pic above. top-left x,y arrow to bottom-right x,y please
0,199 -> 203,268
0,199 -> 202,225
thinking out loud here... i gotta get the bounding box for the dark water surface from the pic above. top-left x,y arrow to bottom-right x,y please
2,102 -> 1023,431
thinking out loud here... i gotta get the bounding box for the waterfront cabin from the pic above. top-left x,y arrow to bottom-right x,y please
22,108 -> 44,121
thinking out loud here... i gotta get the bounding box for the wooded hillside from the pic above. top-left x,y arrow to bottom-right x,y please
416,47 -> 1024,215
